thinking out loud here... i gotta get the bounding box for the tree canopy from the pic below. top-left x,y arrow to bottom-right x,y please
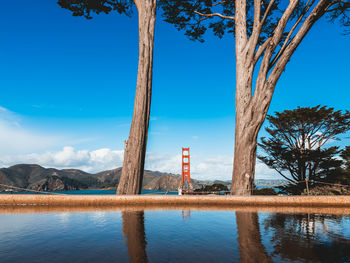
334,146 -> 350,185
258,106 -> 350,194
160,0 -> 350,43
341,146 -> 350,170
57,0 -> 134,18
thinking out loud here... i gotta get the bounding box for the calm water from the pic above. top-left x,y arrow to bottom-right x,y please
1,209 -> 350,263
0,190 -> 178,195
0,186 -> 272,195
54,189 -> 178,195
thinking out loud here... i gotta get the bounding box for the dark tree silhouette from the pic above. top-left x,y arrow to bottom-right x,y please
58,0 -> 156,194
263,213 -> 350,262
341,146 -> 350,171
330,146 -> 350,185
258,106 -> 350,194
160,0 -> 350,195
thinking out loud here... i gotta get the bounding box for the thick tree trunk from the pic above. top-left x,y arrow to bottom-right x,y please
230,57 -> 264,195
230,81 -> 270,195
229,0 -> 330,195
231,124 -> 258,195
122,211 -> 148,263
236,212 -> 272,263
117,0 -> 156,195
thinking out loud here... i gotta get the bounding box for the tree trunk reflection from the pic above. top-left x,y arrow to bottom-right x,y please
122,211 -> 148,263
236,212 -> 272,263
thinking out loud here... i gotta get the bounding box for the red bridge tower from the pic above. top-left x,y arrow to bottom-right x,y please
179,147 -> 193,193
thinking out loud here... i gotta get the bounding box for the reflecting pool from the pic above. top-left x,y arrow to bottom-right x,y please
0,208 -> 349,263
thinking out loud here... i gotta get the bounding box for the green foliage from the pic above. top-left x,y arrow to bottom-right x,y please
195,183 -> 228,192
98,179 -> 119,188
74,176 -> 100,188
159,0 -> 280,42
55,176 -> 112,189
252,187 -> 277,195
57,0 -> 134,19
341,146 -> 350,171
324,146 -> 350,185
301,185 -> 350,196
258,106 -> 350,194
61,176 -> 86,189
46,176 -> 86,190
159,0 -> 350,43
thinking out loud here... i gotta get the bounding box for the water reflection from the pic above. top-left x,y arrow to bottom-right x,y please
122,211 -> 148,263
236,212 -> 272,263
182,209 -> 191,222
1,208 -> 350,263
119,210 -> 350,263
263,213 -> 350,262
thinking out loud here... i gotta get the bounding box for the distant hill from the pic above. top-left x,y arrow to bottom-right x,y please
0,164 -> 286,192
0,164 -> 208,192
255,179 -> 287,187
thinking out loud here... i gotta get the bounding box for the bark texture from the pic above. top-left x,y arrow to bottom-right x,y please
236,212 -> 272,263
231,0 -> 331,195
117,0 -> 157,195
122,211 -> 148,263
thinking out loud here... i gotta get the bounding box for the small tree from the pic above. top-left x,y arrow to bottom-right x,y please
330,146 -> 350,185
58,0 -> 157,194
258,106 -> 350,194
160,0 -> 350,195
341,146 -> 350,171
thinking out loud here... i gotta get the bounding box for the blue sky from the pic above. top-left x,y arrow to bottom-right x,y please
0,0 -> 349,180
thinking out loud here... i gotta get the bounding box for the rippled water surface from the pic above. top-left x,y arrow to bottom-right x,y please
1,209 -> 350,263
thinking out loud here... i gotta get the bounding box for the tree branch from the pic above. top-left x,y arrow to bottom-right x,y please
267,0 -> 333,90
236,0 -> 248,52
253,0 -> 262,32
253,37 -> 271,64
193,10 -> 235,20
269,0 -> 316,69
260,0 -> 276,27
212,0 -> 226,6
275,168 -> 296,183
253,0 -> 300,106
246,0 -> 275,65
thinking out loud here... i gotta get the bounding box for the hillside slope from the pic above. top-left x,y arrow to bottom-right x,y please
0,164 -> 206,192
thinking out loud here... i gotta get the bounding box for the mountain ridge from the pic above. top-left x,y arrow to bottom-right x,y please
0,164 -> 208,192
0,164 -> 286,192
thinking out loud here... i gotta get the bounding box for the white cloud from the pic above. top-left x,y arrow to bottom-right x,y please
1,146 -> 280,179
145,153 -> 182,174
193,155 -> 233,180
144,153 -> 235,181
255,161 -> 280,179
1,146 -> 124,173
144,153 -> 279,181
0,106 -> 279,179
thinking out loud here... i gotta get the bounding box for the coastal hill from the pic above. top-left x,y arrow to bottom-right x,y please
0,164 -> 285,192
0,164 -> 209,192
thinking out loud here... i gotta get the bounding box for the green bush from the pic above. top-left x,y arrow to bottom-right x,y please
253,187 -> 278,195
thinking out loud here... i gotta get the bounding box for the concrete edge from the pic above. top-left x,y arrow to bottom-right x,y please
1,194 -> 350,208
